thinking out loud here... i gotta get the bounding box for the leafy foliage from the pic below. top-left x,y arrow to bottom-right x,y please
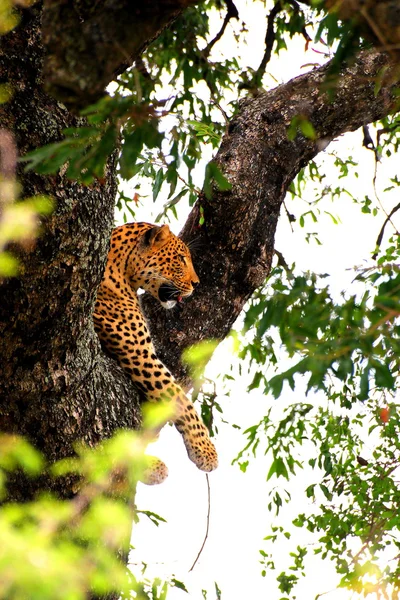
0,420 -> 189,600
0,433 -> 132,599
242,261 -> 400,401
234,235 -> 400,597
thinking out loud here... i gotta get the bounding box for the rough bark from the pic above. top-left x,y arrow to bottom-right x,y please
0,2 -> 399,598
0,5 -> 142,501
42,0 -> 203,110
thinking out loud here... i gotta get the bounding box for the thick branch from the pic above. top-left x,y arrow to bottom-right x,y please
42,0 -> 203,110
143,50 -> 400,385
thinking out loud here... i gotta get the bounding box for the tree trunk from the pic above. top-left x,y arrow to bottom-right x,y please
0,5 -> 142,502
0,4 -> 399,599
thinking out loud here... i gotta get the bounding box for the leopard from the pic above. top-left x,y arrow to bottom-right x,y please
93,221 -> 218,484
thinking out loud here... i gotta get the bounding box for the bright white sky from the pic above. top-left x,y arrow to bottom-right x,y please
118,2 -> 400,598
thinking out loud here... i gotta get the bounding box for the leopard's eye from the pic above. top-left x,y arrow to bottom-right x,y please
178,254 -> 187,264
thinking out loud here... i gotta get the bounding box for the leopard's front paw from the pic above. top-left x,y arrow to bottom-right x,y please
184,434 -> 218,472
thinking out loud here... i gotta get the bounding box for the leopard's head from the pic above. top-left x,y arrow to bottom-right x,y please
136,224 -> 199,309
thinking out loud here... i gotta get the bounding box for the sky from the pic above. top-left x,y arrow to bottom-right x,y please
117,2 -> 400,599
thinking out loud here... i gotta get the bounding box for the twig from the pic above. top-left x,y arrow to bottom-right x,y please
254,0 -> 284,86
189,473 -> 211,571
372,201 -> 400,259
283,200 -> 296,231
351,262 -> 400,276
196,0 -> 239,100
361,125 -> 400,258
203,0 -> 239,59
367,127 -> 385,218
274,249 -> 290,272
253,0 -> 310,87
211,100 -> 230,127
362,124 -> 374,151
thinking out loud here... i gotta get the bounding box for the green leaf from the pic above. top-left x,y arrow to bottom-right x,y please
359,365 -> 370,401
204,161 -> 232,199
171,579 -> 188,593
319,484 -> 333,501
155,188 -> 188,222
267,457 -> 289,481
136,510 -> 167,527
182,339 -> 219,379
268,374 -> 284,399
0,434 -> 44,475
305,484 -> 315,498
120,132 -> 144,178
373,361 -> 395,389
153,169 -> 164,202
299,119 -> 316,140
0,251 -> 19,276
248,371 -> 263,391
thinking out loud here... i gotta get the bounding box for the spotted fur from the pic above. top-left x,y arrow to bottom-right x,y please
94,222 -> 218,483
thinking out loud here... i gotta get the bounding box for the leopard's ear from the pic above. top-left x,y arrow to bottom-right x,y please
144,224 -> 171,249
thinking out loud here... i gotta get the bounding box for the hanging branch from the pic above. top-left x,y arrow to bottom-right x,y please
190,0 -> 239,102
362,124 -> 400,256
253,0 -> 284,86
202,0 -> 239,59
372,201 -> 400,259
362,124 -> 375,150
189,474 -> 212,572
253,0 -> 311,87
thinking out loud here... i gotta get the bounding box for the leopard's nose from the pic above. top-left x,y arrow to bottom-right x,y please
192,280 -> 199,288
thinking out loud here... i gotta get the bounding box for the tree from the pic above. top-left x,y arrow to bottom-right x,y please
1,0 -> 400,598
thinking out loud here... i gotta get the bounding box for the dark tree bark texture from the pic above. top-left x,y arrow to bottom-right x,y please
42,0 -> 203,110
0,0 -> 399,518
0,6 -> 142,501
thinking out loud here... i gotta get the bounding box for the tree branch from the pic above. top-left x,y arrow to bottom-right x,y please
372,202 -> 400,259
42,0 -> 204,110
143,49 -> 400,385
252,0 -> 310,88
297,0 -> 400,57
202,0 -> 239,59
